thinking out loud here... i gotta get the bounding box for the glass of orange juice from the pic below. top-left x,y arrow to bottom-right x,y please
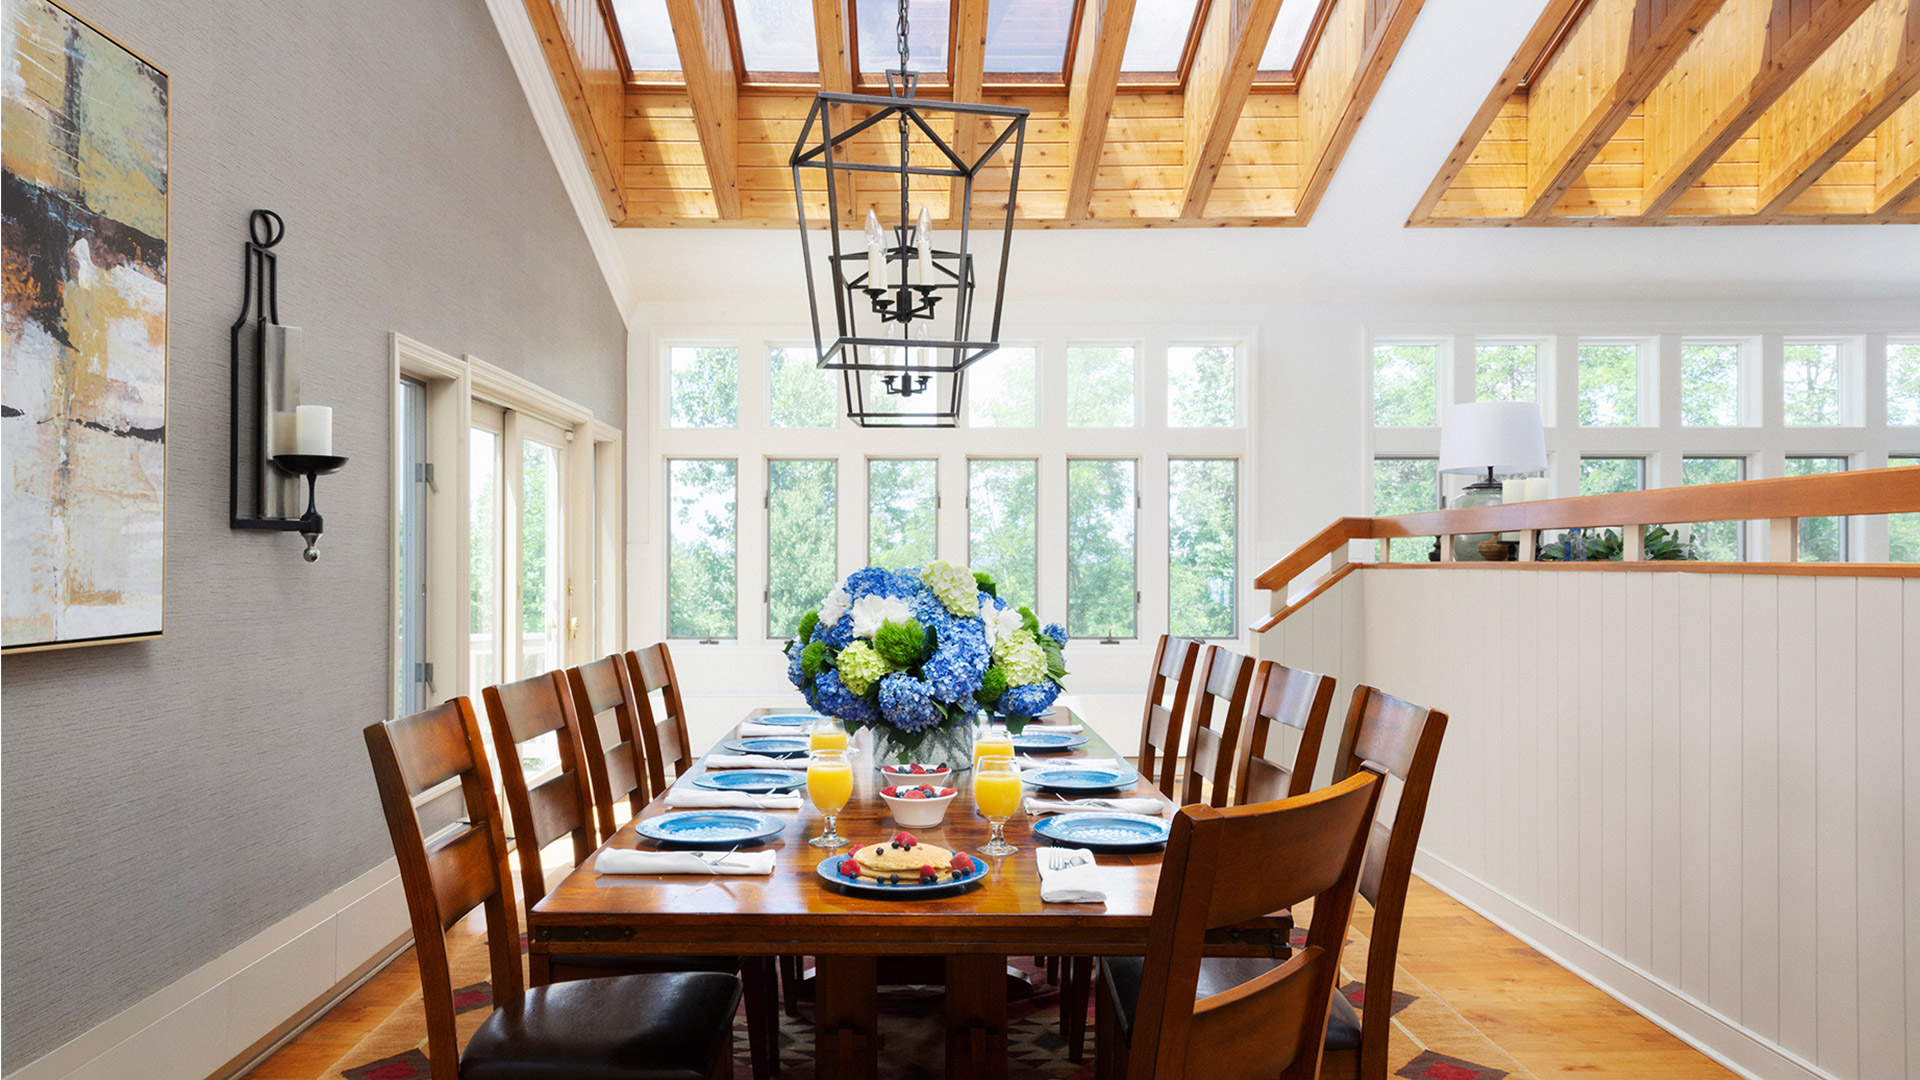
974,726 -> 1013,769
806,749 -> 853,848
808,717 -> 848,755
974,756 -> 1023,856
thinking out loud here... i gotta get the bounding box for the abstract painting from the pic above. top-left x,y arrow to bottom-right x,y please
3,0 -> 168,651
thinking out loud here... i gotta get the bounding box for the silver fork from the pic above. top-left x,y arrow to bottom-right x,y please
1040,847 -> 1092,872
694,846 -> 741,869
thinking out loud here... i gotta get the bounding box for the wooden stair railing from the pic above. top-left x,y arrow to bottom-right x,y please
1253,465 -> 1920,634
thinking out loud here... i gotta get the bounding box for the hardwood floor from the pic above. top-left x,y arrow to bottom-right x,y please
242,872 -> 1734,1080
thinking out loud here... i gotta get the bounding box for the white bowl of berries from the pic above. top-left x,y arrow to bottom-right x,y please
879,762 -> 954,788
878,783 -> 960,828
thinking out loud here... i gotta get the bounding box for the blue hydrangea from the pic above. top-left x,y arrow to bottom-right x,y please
998,681 -> 1059,717
877,673 -> 942,732
812,611 -> 854,650
786,641 -> 806,688
844,567 -> 899,601
921,620 -> 990,703
813,668 -> 879,726
1041,622 -> 1068,647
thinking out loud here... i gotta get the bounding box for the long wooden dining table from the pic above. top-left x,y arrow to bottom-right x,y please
527,707 -> 1292,1080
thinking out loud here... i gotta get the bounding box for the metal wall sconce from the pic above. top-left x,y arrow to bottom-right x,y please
228,210 -> 346,561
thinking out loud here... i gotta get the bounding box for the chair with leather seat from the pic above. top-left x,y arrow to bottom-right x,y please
486,670 -> 781,1079
1091,766 -> 1387,1080
363,697 -> 741,1080
1231,659 -> 1337,806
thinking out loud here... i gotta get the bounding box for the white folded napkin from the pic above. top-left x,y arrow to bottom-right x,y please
662,789 -> 802,810
704,753 -> 804,770
1024,797 -> 1166,817
594,849 -> 776,876
738,721 -> 810,737
1018,756 -> 1122,772
1038,848 -> 1107,903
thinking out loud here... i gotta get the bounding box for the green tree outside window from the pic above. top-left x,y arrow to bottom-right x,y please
1373,457 -> 1438,561
1373,344 -> 1437,426
968,347 -> 1038,427
1891,457 -> 1920,562
868,459 -> 937,568
1068,459 -> 1137,638
1476,343 -> 1537,402
768,347 -> 838,428
1580,457 -> 1644,496
1168,459 -> 1236,638
1067,346 -> 1137,427
1578,343 -> 1640,426
1785,456 -> 1847,562
1682,457 -> 1745,561
668,459 -> 737,637
669,346 -> 739,428
1168,346 -> 1236,427
1889,343 -> 1920,425
768,459 -> 836,637
1783,343 -> 1841,425
968,459 -> 1038,609
1682,342 -> 1742,425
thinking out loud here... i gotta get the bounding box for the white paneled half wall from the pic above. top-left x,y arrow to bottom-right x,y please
1261,566 -> 1917,1080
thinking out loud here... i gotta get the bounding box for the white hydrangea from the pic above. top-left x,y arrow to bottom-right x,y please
981,600 -> 1025,648
819,583 -> 852,627
850,594 -> 914,639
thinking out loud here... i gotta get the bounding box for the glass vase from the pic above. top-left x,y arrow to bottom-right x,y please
870,720 -> 976,775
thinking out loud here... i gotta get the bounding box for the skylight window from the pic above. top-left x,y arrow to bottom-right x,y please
1119,0 -> 1201,74
734,0 -> 819,75
983,0 -> 1076,75
857,0 -> 950,75
613,0 -> 681,74
1258,0 -> 1325,73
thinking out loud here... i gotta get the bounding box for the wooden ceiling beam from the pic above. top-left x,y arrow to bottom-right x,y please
1641,0 -> 1876,218
812,0 -> 856,225
1294,0 -> 1428,221
1754,0 -> 1920,217
525,0 -> 629,222
950,0 -> 989,218
1521,0 -> 1728,220
1180,0 -> 1287,218
666,0 -> 741,218
1409,0 -> 1587,225
1064,0 -> 1138,220
1874,90 -> 1920,211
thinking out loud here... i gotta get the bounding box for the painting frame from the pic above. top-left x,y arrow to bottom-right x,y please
2,0 -> 169,654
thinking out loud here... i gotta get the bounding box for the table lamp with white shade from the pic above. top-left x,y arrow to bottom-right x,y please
1438,401 -> 1547,560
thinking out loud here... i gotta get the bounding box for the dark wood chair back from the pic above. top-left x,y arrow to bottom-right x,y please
565,654 -> 648,843
625,643 -> 694,798
1178,645 -> 1255,807
1137,636 -> 1201,793
1125,767 -> 1386,1080
1232,660 -> 1337,806
364,699 -> 523,1079
1330,685 -> 1449,1080
481,671 -> 597,924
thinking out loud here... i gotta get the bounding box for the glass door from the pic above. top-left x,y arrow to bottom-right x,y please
470,406 -> 505,693
510,413 -> 569,776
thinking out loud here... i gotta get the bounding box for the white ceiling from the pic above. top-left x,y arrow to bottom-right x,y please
611,0 -> 1920,311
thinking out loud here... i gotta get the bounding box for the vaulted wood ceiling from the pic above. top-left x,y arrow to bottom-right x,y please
526,0 -> 1427,227
1413,0 -> 1920,225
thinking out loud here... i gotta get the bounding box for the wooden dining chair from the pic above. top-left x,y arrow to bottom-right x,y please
625,643 -> 695,799
1136,635 -> 1201,793
1092,766 -> 1387,1080
486,671 -> 782,1079
1231,660 -> 1337,806
565,654 -> 649,843
364,698 -> 742,1080
1177,645 -> 1256,808
1321,685 -> 1449,1080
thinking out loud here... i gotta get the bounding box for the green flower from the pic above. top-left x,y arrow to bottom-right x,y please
836,640 -> 889,696
797,610 -> 820,644
1017,605 -> 1041,634
921,559 -> 980,617
800,641 -> 829,680
872,618 -> 928,667
975,665 -> 1008,707
996,631 -> 1047,686
973,570 -> 998,598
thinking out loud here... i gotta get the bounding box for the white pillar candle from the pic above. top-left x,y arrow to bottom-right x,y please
864,208 -> 887,290
294,405 -> 332,456
1524,477 -> 1550,501
1501,478 -> 1526,503
915,205 -> 933,286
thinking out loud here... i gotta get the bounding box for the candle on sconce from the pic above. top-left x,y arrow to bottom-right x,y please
1501,478 -> 1526,504
1524,477 -> 1550,501
865,209 -> 888,291
915,205 -> 933,286
294,405 -> 332,456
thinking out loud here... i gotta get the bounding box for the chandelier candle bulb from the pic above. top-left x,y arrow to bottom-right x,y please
866,209 -> 888,291
294,405 -> 332,456
915,205 -> 932,286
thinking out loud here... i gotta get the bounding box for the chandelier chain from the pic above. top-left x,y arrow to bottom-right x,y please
897,0 -> 910,74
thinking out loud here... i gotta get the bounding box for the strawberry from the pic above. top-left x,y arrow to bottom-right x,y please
893,831 -> 916,848
838,858 -> 860,878
919,865 -> 939,883
950,853 -> 975,876
909,764 -> 926,774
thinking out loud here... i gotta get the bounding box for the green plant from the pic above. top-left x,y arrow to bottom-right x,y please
1536,525 -> 1697,562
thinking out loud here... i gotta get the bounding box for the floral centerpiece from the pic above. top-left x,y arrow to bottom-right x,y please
785,559 -> 1068,769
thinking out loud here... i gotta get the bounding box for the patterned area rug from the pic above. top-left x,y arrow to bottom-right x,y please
323,926 -> 1536,1080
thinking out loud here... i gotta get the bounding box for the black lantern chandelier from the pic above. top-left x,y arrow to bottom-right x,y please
789,0 -> 1029,427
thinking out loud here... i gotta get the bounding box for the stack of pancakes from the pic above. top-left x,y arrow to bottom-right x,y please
850,838 -> 959,884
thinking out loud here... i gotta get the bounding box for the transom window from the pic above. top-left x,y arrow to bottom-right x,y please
1782,341 -> 1842,425
1475,340 -> 1539,403
1578,340 -> 1645,426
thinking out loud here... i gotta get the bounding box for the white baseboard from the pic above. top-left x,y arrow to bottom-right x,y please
5,860 -> 412,1080
1412,852 -> 1839,1080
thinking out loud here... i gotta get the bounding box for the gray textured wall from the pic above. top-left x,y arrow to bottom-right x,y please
0,0 -> 626,1069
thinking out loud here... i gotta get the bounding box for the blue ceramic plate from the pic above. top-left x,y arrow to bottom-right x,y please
1022,767 -> 1141,793
813,849 -> 992,900
636,811 -> 785,848
725,736 -> 811,757
1009,730 -> 1087,753
692,769 -> 807,793
1033,812 -> 1171,853
752,712 -> 819,727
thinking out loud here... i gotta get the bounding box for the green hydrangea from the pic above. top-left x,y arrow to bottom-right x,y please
921,559 -> 980,617
800,641 -> 829,679
797,610 -> 820,644
872,618 -> 927,667
1017,605 -> 1041,634
973,570 -> 997,598
836,640 -> 889,696
995,631 -> 1047,686
975,665 -> 1008,707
